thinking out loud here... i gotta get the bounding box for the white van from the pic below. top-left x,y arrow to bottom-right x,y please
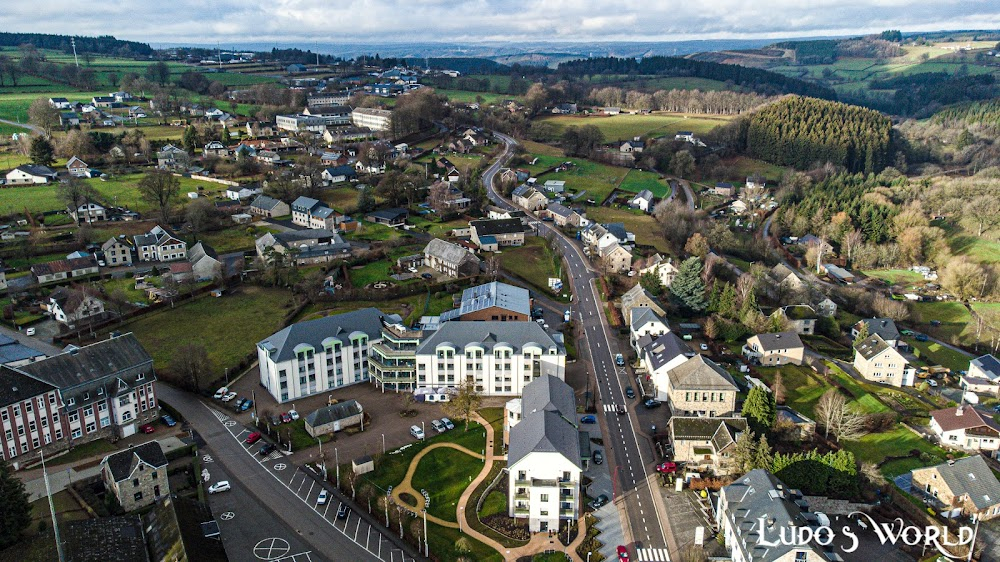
431,419 -> 446,433
410,425 -> 425,440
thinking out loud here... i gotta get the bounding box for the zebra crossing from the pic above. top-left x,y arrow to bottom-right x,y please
211,409 -> 230,422
636,548 -> 671,561
603,404 -> 625,412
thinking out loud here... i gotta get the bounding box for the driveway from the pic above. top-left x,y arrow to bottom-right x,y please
0,323 -> 63,356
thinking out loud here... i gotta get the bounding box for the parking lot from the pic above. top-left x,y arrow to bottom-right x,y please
208,404 -> 416,562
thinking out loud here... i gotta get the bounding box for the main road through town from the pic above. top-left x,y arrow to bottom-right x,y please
484,133 -> 676,560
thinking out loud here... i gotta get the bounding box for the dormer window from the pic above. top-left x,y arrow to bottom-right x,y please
137,373 -> 144,381
67,398 -> 75,407
97,388 -> 104,395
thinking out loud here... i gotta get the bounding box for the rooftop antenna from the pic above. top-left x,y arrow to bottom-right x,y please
71,38 -> 79,67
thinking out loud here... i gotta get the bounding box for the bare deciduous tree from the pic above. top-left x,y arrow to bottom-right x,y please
815,389 -> 868,441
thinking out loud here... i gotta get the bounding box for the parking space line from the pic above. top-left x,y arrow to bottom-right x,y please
353,518 -> 362,541
296,477 -> 308,495
323,501 -> 331,518
366,526 -> 372,549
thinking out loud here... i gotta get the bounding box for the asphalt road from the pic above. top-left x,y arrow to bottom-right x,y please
158,384 -> 420,562
484,133 -> 674,560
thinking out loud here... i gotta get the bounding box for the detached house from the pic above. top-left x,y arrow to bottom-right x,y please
629,190 -> 655,213
669,416 -> 747,475
422,238 -> 481,278
930,406 -> 1000,456
779,305 -> 817,335
598,242 -> 632,273
156,145 -> 190,170
853,334 -> 914,388
101,441 -> 168,512
6,164 -> 58,185
133,225 -> 187,263
512,185 -> 548,211
66,156 -> 89,177
620,284 -> 666,324
545,203 -> 584,228
48,287 -> 106,328
963,354 -> 1000,396
68,202 -> 108,223
743,332 -> 805,366
638,254 -> 678,288
911,455 -> 1000,521
641,332 -> 694,401
507,375 -> 584,533
665,355 -> 739,417
248,195 -> 290,218
470,219 -> 526,250
31,256 -> 99,284
852,318 -> 901,348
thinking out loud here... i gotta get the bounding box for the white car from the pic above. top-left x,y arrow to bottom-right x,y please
317,490 -> 329,505
928,379 -> 939,387
208,481 -> 231,494
408,267 -> 418,273
700,343 -> 709,351
289,409 -> 300,421
213,386 -> 229,400
25,328 -> 35,336
431,419 -> 446,433
221,392 -> 238,402
441,417 -> 455,430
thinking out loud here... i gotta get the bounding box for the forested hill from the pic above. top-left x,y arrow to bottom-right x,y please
556,56 -> 836,100
932,99 -> 1000,131
742,95 -> 892,174
403,57 -> 507,75
0,32 -> 152,57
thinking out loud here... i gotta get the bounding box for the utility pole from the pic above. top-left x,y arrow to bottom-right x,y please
41,450 -> 65,561
71,38 -> 79,68
422,508 -> 429,557
335,447 -> 340,489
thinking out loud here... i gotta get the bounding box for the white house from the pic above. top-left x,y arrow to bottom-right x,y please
257,308 -> 389,403
507,375 -> 583,533
414,321 -> 565,396
629,307 -> 670,353
48,287 -> 106,327
629,189 -> 655,213
963,355 -> 1000,396
641,333 -> 694,401
225,186 -> 262,201
853,334 -> 915,388
6,165 -> 58,185
930,406 -> 1000,456
638,254 -> 678,288
68,202 -> 108,223
101,237 -> 133,267
133,225 -> 187,262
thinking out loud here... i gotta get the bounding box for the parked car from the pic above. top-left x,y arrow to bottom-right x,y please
222,392 -> 237,402
259,443 -> 276,456
992,404 -> 1000,413
625,386 -> 635,399
593,450 -> 604,465
25,328 -> 35,336
589,494 -> 609,509
213,386 -> 229,399
644,399 -> 662,409
928,379 -> 939,387
915,333 -> 929,342
208,481 -> 231,494
317,490 -> 329,505
441,417 -> 455,430
614,353 -> 625,366
234,398 -> 246,410
289,410 -> 299,421
410,425 -> 425,439
617,545 -> 630,561
656,462 -> 678,474
616,405 -> 626,415
140,424 -> 155,434
161,415 -> 177,427
281,412 -> 292,424
245,432 -> 262,444
421,273 -> 433,279
269,414 -> 282,426
240,399 -> 253,412
337,503 -> 350,519
431,419 -> 446,433
901,329 -> 915,336
700,343 -> 709,351
580,415 -> 597,424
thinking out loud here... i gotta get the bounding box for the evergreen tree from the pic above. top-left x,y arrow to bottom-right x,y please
717,283 -> 737,319
669,256 -> 707,313
639,271 -> 663,296
0,459 -> 30,548
754,434 -> 774,472
29,136 -> 54,166
357,184 -> 376,213
742,386 -> 777,434
182,125 -> 198,154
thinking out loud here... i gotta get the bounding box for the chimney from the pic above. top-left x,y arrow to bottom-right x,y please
956,405 -> 964,416
766,517 -> 776,528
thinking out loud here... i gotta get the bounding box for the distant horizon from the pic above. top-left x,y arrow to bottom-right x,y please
2,0 -> 997,47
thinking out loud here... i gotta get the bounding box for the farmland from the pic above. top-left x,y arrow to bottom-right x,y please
536,112 -> 733,141
585,206 -> 670,254
618,169 -> 670,198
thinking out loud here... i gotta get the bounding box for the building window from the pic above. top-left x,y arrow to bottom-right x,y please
100,417 -> 110,428
122,411 -> 132,422
540,494 -> 549,502
71,429 -> 82,439
134,492 -> 143,501
85,422 -> 96,433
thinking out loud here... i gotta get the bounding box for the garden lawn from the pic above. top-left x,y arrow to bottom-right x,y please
824,362 -> 891,414
842,424 -> 946,465
906,338 -> 971,373
585,206 -> 670,253
754,365 -> 828,420
541,158 -> 628,205
349,260 -> 395,288
519,140 -> 564,158
412,447 -> 483,522
120,286 -> 292,380
498,237 -> 568,296
365,421 -> 487,493
618,169 -> 669,198
479,407 -> 505,453
435,89 -> 511,105
427,522 -> 503,562
322,186 -> 361,213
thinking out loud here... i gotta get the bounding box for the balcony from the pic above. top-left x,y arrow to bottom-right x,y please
514,491 -> 529,500
560,508 -> 575,516
531,478 -> 558,488
515,477 -> 530,486
558,479 -> 575,488
513,506 -> 530,516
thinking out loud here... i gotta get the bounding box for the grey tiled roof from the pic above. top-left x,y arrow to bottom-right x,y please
102,440 -> 168,482
667,355 -> 738,391
521,374 -> 576,420
258,308 -> 386,363
305,400 -> 363,427
932,455 -> 1000,510
751,331 -> 803,352
424,238 -> 478,268
508,378 -> 581,469
250,195 -> 285,211
0,365 -> 56,407
857,318 -> 900,342
63,515 -> 149,562
643,332 -> 692,371
415,320 -> 560,355
854,334 -> 891,360
629,307 -> 664,330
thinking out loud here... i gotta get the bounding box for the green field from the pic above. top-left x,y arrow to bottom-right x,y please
618,169 -> 670,198
585,206 -> 670,253
118,286 -> 292,380
844,424 -> 948,466
536,112 -> 732,141
434,89 -> 512,105
540,158 -> 629,204
907,338 -> 971,373
862,269 -> 924,285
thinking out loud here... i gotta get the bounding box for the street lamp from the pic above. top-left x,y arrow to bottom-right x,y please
335,447 -> 340,489
421,421 -> 425,440
381,433 -> 386,455
422,508 -> 429,557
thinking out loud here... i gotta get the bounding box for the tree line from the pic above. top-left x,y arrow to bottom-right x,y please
0,32 -> 152,57
849,72 -> 997,118
735,95 -> 893,174
556,55 -> 836,100
588,86 -> 772,115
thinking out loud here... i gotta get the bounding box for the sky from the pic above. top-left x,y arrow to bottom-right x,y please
3,0 -> 999,46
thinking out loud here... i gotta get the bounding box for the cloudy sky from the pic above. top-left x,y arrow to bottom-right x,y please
3,0 -> 998,46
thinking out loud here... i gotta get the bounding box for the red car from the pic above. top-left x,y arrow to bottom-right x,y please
140,424 -> 155,434
280,412 -> 292,424
245,432 -> 262,444
656,462 -> 678,474
617,545 -> 629,561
